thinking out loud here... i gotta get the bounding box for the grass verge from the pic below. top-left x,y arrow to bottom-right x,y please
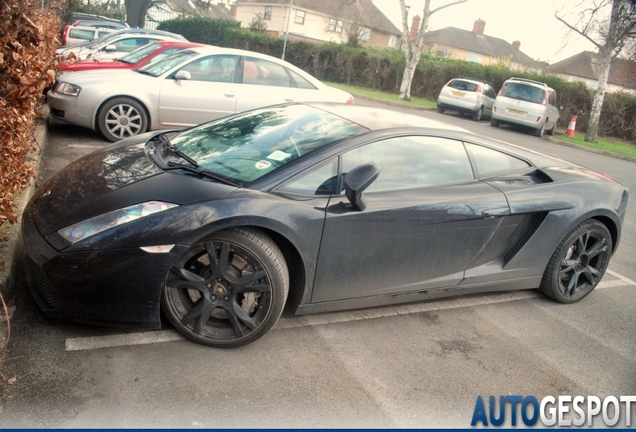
326,82 -> 437,109
553,132 -> 636,159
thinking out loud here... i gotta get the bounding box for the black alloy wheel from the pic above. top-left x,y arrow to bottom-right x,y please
162,228 -> 289,348
540,220 -> 611,303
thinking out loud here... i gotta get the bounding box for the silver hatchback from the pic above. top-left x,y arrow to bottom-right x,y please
437,78 -> 497,121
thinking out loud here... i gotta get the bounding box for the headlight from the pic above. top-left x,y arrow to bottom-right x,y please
58,201 -> 178,244
56,82 -> 82,96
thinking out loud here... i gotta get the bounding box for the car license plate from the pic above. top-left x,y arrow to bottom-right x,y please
507,108 -> 525,115
451,91 -> 465,98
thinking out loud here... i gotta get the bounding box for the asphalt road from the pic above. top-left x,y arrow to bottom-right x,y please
1,100 -> 634,428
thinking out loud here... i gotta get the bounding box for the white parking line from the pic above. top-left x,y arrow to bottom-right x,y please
64,270 -> 636,351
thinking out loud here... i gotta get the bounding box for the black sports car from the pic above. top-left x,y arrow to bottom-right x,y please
22,103 -> 628,347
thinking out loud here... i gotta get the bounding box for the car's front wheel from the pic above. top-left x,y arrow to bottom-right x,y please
162,227 -> 289,348
539,220 -> 611,304
97,97 -> 148,142
533,122 -> 545,137
472,107 -> 483,121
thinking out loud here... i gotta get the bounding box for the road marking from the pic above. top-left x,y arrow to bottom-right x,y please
64,269 -> 635,351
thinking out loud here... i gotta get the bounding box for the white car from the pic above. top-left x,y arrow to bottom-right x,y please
47,46 -> 355,141
56,28 -> 187,61
437,78 -> 497,121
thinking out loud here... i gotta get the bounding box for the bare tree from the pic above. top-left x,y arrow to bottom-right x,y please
556,0 -> 636,142
398,0 -> 468,100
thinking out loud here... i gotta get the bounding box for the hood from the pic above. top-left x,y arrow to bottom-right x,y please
58,59 -> 129,72
30,135 -> 238,237
57,68 -> 146,86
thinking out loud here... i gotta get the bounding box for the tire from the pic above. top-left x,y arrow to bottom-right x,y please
539,220 -> 611,304
533,122 -> 545,137
472,107 -> 483,121
162,227 -> 289,348
490,118 -> 499,128
97,97 -> 148,142
437,105 -> 445,114
546,120 -> 557,136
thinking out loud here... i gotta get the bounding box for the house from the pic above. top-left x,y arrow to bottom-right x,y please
146,0 -> 235,29
234,0 -> 402,49
416,18 -> 543,72
547,51 -> 636,95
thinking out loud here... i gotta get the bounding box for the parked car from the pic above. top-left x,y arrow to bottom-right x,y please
59,12 -> 127,41
57,41 -> 204,74
56,28 -> 187,62
61,21 -> 128,46
490,77 -> 560,137
437,78 -> 497,121
47,46 -> 355,141
22,102 -> 627,348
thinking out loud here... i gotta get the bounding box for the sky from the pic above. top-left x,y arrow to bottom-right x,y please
372,0 -> 601,64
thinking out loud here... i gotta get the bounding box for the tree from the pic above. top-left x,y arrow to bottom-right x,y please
556,0 -> 636,142
248,13 -> 268,33
398,0 -> 468,101
125,0 -> 153,28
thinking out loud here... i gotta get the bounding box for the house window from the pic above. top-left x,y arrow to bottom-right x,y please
294,10 -> 305,24
359,26 -> 370,41
388,35 -> 396,48
329,18 -> 343,33
264,6 -> 272,20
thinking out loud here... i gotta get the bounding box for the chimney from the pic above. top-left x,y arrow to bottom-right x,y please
230,4 -> 237,16
512,40 -> 521,50
473,19 -> 485,36
410,15 -> 420,39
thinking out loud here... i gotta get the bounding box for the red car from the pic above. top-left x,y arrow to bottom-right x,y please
57,41 -> 204,73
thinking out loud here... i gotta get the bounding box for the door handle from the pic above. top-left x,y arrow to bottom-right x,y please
285,98 -> 294,102
224,94 -> 235,98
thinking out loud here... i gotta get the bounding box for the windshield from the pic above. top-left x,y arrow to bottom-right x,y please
168,104 -> 368,184
85,28 -> 128,49
137,49 -> 198,76
119,42 -> 162,64
501,82 -> 546,105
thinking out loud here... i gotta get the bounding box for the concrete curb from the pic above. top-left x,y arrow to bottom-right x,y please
0,111 -> 47,345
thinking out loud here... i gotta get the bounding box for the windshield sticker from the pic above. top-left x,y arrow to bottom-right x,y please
255,160 -> 272,170
267,150 -> 292,162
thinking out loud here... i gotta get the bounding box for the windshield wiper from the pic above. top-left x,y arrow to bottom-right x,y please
164,162 -> 242,187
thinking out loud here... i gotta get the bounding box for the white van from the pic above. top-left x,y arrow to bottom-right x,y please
490,77 -> 560,137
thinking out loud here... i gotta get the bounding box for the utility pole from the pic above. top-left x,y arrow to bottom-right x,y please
281,0 -> 293,60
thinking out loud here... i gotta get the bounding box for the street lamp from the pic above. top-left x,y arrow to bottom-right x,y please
281,0 -> 293,60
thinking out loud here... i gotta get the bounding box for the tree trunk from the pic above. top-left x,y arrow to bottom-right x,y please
125,0 -> 152,28
585,49 -> 612,142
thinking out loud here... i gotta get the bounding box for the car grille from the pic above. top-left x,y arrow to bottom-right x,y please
502,212 -> 548,266
25,255 -> 61,309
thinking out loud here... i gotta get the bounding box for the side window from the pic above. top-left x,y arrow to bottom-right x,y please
279,158 -> 338,195
465,143 -> 531,177
111,37 -> 149,52
179,55 -> 238,82
342,136 -> 474,193
242,57 -> 291,87
288,69 -> 317,89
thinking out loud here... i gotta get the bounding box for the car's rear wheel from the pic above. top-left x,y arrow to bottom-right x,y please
97,97 -> 148,142
162,227 -> 289,348
490,118 -> 499,127
546,120 -> 557,136
533,122 -> 545,137
539,220 -> 611,304
472,107 -> 483,121
437,105 -> 445,114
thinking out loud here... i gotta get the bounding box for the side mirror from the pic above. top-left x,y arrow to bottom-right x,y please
344,162 -> 380,211
174,70 -> 191,81
103,44 -> 117,52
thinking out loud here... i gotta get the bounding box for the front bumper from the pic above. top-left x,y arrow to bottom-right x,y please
21,200 -> 188,329
47,89 -> 96,131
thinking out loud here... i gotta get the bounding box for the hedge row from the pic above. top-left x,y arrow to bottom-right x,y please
158,17 -> 636,143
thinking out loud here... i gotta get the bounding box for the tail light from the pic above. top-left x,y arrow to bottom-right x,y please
346,95 -> 354,105
475,85 -> 481,93
593,171 -> 621,184
445,80 -> 453,86
62,25 -> 70,45
498,83 -> 505,95
542,92 -> 548,106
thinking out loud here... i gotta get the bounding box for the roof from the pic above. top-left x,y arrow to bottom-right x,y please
236,0 -> 401,35
547,51 -> 636,90
423,26 -> 540,68
165,0 -> 235,20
